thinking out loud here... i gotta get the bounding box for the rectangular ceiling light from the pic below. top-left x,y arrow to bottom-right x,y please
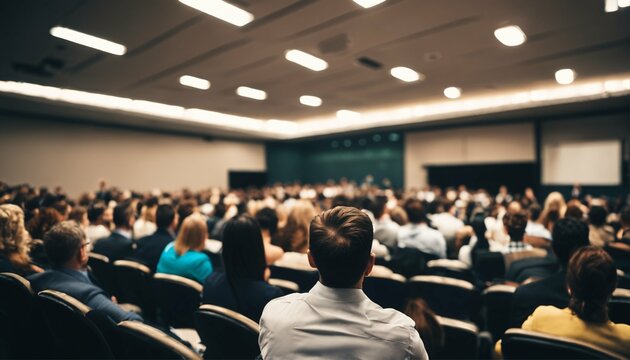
619,0 -> 630,8
353,0 -> 387,8
179,0 -> 254,27
236,86 -> 267,100
300,95 -> 322,107
179,75 -> 211,90
285,49 -> 328,71
390,66 -> 423,82
494,25 -> 527,46
49,26 -> 126,55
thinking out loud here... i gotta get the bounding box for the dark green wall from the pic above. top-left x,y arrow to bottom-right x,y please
266,132 -> 404,188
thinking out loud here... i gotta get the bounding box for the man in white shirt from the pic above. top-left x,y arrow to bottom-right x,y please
429,202 -> 464,257
397,200 -> 447,259
259,206 -> 427,360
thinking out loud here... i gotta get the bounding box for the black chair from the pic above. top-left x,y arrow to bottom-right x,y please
195,304 -> 260,359
363,273 -> 407,311
113,260 -> 154,318
153,273 -> 202,328
268,278 -> 300,295
388,247 -> 437,278
610,288 -> 630,325
502,328 -> 624,359
605,244 -> 629,273
616,270 -> 630,289
483,284 -> 516,341
434,316 -> 487,359
426,259 -> 475,283
408,275 -> 480,322
474,251 -> 505,283
269,265 -> 318,292
116,321 -> 201,359
88,252 -> 118,296
37,289 -> 113,359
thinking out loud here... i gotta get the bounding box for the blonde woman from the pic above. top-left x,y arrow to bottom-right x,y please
0,204 -> 42,275
540,192 -> 567,232
274,200 -> 317,253
157,213 -> 213,283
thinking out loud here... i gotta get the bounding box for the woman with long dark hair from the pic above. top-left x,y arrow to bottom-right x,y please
202,214 -> 283,322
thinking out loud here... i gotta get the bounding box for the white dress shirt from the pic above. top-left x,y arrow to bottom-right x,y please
397,223 -> 447,259
429,213 -> 464,241
86,224 -> 111,243
259,282 -> 427,360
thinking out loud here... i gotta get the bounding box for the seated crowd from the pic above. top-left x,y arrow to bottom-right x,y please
0,179 -> 629,358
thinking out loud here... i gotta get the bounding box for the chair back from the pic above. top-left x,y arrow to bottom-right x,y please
482,284 -> 516,340
434,316 -> 479,359
427,259 -> 474,283
363,273 -> 407,311
195,304 -> 260,359
269,265 -> 318,292
388,247 -> 437,278
153,273 -> 202,328
610,288 -> 630,325
408,275 -> 480,321
113,260 -> 155,318
268,278 -> 300,295
502,328 -> 624,359
473,251 -> 505,282
36,290 -> 113,359
88,253 -> 118,296
116,320 -> 201,359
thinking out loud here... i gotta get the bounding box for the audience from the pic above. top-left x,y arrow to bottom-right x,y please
588,204 -> 615,247
0,204 -> 41,275
92,202 -> 135,262
540,192 -> 566,232
254,207 -> 284,265
371,195 -> 399,248
429,202 -> 464,254
273,199 -> 317,252
259,206 -> 428,359
134,204 -> 178,272
85,202 -> 111,243
499,247 -> 630,357
525,204 -> 551,239
202,215 -> 283,322
28,221 -> 142,322
157,213 -> 213,283
509,217 -> 590,327
133,197 -> 158,240
501,211 -> 533,254
397,199 -> 447,258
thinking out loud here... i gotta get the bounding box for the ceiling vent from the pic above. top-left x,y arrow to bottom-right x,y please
356,56 -> 382,70
12,57 -> 65,77
318,33 -> 350,54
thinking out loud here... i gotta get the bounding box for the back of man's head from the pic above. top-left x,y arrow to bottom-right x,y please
255,207 -> 279,236
155,204 -> 175,229
309,206 -> 373,288
44,221 -> 85,267
528,204 -> 542,222
404,199 -> 426,224
588,205 -> 608,227
552,217 -> 589,267
113,202 -> 134,228
87,202 -> 106,223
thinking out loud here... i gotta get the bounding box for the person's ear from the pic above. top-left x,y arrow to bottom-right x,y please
307,250 -> 317,269
364,252 -> 376,277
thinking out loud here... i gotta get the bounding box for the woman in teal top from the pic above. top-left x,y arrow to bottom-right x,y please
157,213 -> 212,283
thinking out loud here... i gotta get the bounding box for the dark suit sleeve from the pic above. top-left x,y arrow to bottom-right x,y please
89,293 -> 143,323
509,287 -> 536,328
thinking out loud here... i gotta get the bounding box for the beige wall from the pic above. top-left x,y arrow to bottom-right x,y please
0,115 -> 266,196
404,122 -> 535,189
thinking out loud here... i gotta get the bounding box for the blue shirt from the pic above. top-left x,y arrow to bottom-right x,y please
157,242 -> 213,283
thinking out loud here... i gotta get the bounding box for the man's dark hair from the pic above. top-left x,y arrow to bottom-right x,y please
404,199 -> 427,224
87,202 -> 106,223
222,215 -> 266,281
505,211 -> 528,241
155,204 -> 175,229
113,201 -> 134,228
588,206 -> 608,227
309,206 -> 373,288
528,204 -> 542,222
552,217 -> 590,267
44,221 -> 85,267
369,196 -> 388,220
255,208 -> 278,236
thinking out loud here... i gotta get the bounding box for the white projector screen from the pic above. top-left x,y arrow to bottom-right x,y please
542,140 -> 622,185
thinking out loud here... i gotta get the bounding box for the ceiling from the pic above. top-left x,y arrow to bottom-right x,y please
1,0 -> 629,139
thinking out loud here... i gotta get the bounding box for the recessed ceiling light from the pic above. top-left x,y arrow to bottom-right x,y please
353,0 -> 387,8
555,69 -> 576,85
236,86 -> 267,100
285,50 -> 328,71
300,95 -> 322,107
49,26 -> 126,55
178,0 -> 254,27
443,87 -> 462,99
605,0 -> 619,12
390,66 -> 423,82
494,25 -> 527,47
619,0 -> 630,8
179,75 -> 210,90
336,109 -> 362,120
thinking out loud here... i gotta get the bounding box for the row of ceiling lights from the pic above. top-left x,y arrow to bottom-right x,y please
46,0 -> 626,119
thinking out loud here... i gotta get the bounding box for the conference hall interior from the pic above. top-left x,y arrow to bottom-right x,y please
1,0 -> 629,359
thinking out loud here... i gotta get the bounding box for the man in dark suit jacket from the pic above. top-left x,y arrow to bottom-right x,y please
29,221 -> 142,323
134,204 -> 178,272
93,202 -> 135,262
509,218 -> 589,327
